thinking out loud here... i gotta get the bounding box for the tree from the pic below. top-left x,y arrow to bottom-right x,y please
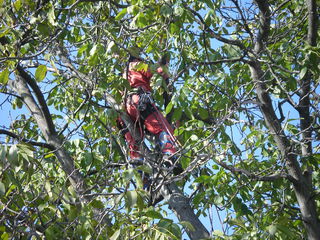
0,0 -> 319,239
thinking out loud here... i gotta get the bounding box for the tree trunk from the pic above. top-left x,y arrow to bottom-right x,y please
249,61 -> 320,240
250,1 -> 320,238
120,112 -> 210,239
161,183 -> 210,240
11,70 -> 86,196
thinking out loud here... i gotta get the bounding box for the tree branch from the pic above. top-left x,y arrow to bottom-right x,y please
10,69 -> 86,196
79,0 -> 129,8
161,183 -> 210,239
253,0 -> 271,53
16,65 -> 56,135
172,57 -> 245,83
214,159 -> 292,182
184,4 -> 247,50
249,1 -> 320,238
298,0 -> 318,157
0,129 -> 54,150
306,0 -> 318,46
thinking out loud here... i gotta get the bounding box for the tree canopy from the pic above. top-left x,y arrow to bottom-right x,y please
0,0 -> 320,239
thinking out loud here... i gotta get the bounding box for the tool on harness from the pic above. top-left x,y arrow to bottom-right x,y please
137,91 -> 152,112
126,88 -> 155,121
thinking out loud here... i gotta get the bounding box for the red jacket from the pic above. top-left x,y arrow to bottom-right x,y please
126,61 -> 153,92
126,61 -> 169,92
127,69 -> 153,92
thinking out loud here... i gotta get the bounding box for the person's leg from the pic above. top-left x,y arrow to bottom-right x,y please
123,94 -> 152,188
144,110 -> 176,156
117,116 -> 150,188
158,131 -> 176,155
144,111 -> 183,175
116,117 -> 142,161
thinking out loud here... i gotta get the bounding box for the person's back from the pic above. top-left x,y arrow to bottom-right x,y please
126,57 -> 153,92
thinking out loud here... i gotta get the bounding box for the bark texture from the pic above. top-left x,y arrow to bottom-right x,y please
250,1 -> 320,239
161,183 -> 210,239
11,67 -> 86,196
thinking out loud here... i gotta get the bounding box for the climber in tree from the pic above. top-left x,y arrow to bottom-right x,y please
117,50 -> 178,172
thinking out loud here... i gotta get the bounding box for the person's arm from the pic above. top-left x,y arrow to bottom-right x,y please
156,65 -> 170,80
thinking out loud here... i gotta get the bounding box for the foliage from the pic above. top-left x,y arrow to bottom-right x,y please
0,0 -> 319,239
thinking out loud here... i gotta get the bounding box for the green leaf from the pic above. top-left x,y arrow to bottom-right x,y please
201,0 -> 215,9
213,195 -> 223,205
35,65 -> 47,82
299,67 -> 308,80
127,5 -> 139,15
165,101 -> 173,115
8,145 -> 18,166
172,107 -> 182,121
48,6 -> 57,26
0,69 -> 9,85
136,165 -> 152,174
1,232 -> 9,240
78,43 -> 89,57
146,209 -> 163,219
115,8 -> 127,21
88,54 -> 98,66
0,146 -> 6,160
190,134 -> 198,141
44,153 -> 55,159
158,220 -> 181,239
90,199 -> 104,209
287,77 -> 297,91
14,0 -> 22,11
133,171 -> 143,189
136,12 -> 147,28
169,23 -> 180,35
68,206 -> 78,221
110,229 -> 121,240
126,190 -> 137,208
160,5 -> 172,17
68,185 -> 77,198
89,44 -> 97,56
0,28 -> 10,38
45,181 -> 52,198
17,143 -> 35,157
267,224 -> 277,235
106,41 -> 115,53
174,7 -> 184,16
0,182 -> 5,196
213,230 -> 225,237
180,221 -> 195,232
277,224 -> 295,237
135,62 -> 148,72
37,23 -> 51,36
198,107 -> 209,120
185,107 -> 194,120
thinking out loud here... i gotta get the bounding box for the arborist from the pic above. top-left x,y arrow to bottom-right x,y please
117,50 -> 179,178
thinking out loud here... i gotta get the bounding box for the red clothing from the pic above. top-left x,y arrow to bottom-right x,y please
117,93 -> 176,159
122,108 -> 176,159
125,94 -> 172,136
118,61 -> 176,160
127,62 -> 153,92
127,69 -> 153,92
